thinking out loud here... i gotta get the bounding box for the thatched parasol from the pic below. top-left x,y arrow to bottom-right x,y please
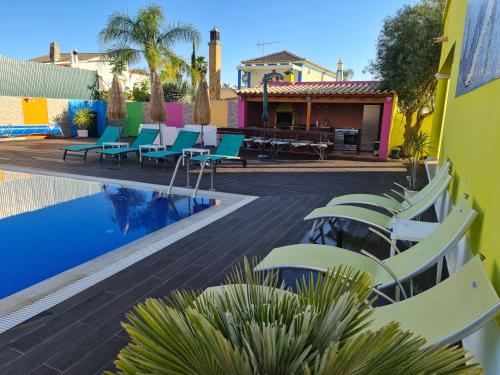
192,78 -> 211,147
148,71 -> 166,145
107,75 -> 127,141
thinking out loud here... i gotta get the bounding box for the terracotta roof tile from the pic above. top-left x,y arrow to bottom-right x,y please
237,81 -> 389,96
241,50 -> 305,64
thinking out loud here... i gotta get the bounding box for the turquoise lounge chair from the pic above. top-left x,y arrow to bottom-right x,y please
140,130 -> 200,168
97,128 -> 158,165
190,134 -> 247,168
326,160 -> 451,214
62,126 -> 121,162
256,195 -> 477,298
205,256 -> 500,347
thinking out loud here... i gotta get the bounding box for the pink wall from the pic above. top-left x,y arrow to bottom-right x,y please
379,96 -> 394,159
164,102 -> 184,128
237,96 -> 246,128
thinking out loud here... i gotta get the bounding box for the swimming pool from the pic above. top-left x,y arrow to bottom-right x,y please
0,170 -> 217,299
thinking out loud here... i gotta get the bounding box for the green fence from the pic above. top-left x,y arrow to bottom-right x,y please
0,55 -> 99,100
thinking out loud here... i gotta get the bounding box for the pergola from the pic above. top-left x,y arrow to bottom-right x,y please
236,81 -> 395,158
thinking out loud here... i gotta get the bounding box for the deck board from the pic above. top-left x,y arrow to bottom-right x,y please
0,138 -> 425,374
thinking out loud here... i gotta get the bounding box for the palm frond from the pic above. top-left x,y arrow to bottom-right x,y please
161,23 -> 201,48
109,257 -> 482,374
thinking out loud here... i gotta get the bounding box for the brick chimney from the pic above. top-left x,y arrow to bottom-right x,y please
49,42 -> 61,63
208,27 -> 221,100
336,57 -> 344,81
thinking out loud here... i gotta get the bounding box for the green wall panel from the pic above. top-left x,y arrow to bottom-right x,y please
124,102 -> 143,136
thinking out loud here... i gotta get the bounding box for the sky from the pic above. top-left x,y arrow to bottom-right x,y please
0,0 -> 420,85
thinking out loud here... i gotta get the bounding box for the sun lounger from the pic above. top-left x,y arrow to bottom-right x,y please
306,169 -> 452,241
256,195 -> 477,296
326,160 -> 451,213
140,130 -> 200,168
63,126 -> 121,162
190,134 -> 247,168
97,128 -> 158,165
370,255 -> 499,347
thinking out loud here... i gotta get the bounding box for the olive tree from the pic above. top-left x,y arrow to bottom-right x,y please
368,0 -> 444,149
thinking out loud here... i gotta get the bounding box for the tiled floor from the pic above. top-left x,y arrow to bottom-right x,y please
0,138 -> 419,374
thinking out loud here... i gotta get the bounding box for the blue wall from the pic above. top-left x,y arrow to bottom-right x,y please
68,100 -> 107,137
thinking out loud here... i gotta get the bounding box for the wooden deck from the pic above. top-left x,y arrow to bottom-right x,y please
0,138 -> 423,374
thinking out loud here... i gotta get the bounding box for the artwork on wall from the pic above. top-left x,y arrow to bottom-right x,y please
456,0 -> 500,96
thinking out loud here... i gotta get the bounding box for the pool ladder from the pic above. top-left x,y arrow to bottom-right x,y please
167,155 -> 215,198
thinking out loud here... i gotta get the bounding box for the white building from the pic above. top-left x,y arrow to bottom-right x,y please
31,42 -> 148,92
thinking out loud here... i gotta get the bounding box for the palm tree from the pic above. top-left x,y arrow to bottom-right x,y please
343,68 -> 355,81
106,260 -> 481,374
100,4 -> 200,83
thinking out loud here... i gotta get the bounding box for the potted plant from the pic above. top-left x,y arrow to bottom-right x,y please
73,108 -> 95,138
390,145 -> 402,159
406,130 -> 432,190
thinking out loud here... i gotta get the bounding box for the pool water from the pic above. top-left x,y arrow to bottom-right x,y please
0,171 -> 217,299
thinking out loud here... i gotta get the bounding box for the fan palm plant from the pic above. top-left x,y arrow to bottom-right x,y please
100,4 -> 200,83
106,259 -> 481,374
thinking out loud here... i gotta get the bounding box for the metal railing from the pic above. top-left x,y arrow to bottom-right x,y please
167,155 -> 215,199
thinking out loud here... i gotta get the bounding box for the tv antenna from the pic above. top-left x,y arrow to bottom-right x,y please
257,41 -> 281,55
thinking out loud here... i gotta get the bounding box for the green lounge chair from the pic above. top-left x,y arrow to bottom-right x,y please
370,256 -> 499,347
256,195 -> 477,298
62,126 -> 121,162
140,130 -> 200,168
205,256 -> 500,347
326,160 -> 451,214
306,170 -> 452,241
97,128 -> 158,165
190,134 -> 247,168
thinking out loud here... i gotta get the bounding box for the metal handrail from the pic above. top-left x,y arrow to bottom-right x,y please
193,160 -> 215,199
167,155 -> 189,195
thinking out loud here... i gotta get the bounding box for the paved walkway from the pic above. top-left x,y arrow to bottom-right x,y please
0,138 -> 409,374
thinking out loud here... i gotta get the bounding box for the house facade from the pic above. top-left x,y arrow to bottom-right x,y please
31,42 -> 148,92
236,50 -> 338,90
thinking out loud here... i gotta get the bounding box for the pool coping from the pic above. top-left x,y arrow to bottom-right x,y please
0,164 -> 258,333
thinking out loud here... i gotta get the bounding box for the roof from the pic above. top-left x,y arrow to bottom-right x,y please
241,50 -> 337,76
237,81 -> 390,96
129,69 -> 149,76
30,52 -> 105,63
242,50 -> 305,64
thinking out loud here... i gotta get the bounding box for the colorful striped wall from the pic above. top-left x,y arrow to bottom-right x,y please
0,96 -> 240,138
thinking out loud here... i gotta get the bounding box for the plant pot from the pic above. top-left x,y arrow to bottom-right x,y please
390,149 -> 400,159
77,129 -> 88,138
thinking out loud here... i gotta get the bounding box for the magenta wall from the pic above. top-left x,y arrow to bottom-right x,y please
164,102 -> 184,128
237,97 -> 246,128
379,96 -> 394,159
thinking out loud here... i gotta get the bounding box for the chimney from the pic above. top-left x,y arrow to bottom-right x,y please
49,42 -> 61,63
208,27 -> 221,100
71,48 -> 79,67
336,57 -> 344,81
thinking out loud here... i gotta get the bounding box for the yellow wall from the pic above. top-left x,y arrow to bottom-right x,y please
22,97 -> 48,124
436,0 -> 500,294
210,100 -> 228,127
437,4 -> 500,371
388,102 -> 434,152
